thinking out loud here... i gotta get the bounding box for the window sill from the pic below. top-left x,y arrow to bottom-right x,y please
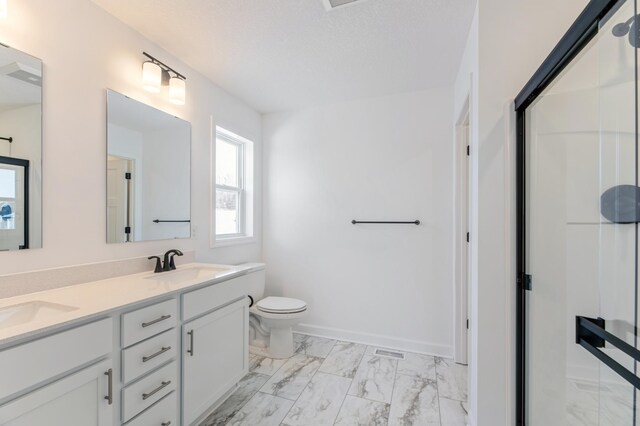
212,236 -> 257,248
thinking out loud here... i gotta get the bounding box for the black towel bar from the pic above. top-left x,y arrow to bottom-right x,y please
576,315 -> 640,389
351,220 -> 420,225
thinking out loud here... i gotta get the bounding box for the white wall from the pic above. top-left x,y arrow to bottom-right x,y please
453,0 -> 589,424
263,88 -> 454,356
0,0 -> 262,276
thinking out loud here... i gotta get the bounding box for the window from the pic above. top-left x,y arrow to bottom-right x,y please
214,127 -> 254,242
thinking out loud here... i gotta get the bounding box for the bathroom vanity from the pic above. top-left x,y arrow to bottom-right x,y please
0,263 -> 264,426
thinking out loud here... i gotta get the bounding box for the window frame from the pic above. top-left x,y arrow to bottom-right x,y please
214,127 -> 253,244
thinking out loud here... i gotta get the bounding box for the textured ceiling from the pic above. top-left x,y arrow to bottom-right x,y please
92,0 -> 476,113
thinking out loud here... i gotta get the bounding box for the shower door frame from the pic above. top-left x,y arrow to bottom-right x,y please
514,0 -> 624,424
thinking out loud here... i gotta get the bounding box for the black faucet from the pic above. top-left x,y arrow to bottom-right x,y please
163,249 -> 183,271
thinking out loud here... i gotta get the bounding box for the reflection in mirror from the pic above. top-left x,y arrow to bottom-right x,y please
0,45 -> 42,251
106,90 -> 190,243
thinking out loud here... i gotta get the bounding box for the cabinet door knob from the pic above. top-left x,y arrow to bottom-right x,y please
104,369 -> 113,405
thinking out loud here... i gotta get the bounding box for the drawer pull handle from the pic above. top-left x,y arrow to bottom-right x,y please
141,314 -> 172,328
161,422 -> 171,426
104,369 -> 113,405
142,380 -> 171,400
187,330 -> 194,356
142,346 -> 172,363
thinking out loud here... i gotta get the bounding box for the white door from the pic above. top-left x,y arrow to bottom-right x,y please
107,157 -> 130,243
463,122 -> 470,366
0,162 -> 26,250
0,359 -> 113,426
454,111 -> 470,366
183,298 -> 248,426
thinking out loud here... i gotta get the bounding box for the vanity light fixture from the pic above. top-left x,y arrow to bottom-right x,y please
0,0 -> 8,19
141,52 -> 187,104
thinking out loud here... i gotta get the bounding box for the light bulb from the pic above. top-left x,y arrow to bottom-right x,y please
142,61 -> 162,93
169,76 -> 186,105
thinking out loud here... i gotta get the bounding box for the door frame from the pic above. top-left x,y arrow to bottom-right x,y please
454,97 -> 471,365
513,0 -> 623,424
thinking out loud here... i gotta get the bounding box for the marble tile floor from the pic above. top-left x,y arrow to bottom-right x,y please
200,334 -> 469,426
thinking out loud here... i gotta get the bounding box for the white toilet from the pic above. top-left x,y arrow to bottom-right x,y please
247,268 -> 307,359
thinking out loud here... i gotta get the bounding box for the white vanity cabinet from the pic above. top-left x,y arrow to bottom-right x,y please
181,275 -> 250,426
0,318 -> 114,425
0,359 -> 114,426
0,264 -> 263,426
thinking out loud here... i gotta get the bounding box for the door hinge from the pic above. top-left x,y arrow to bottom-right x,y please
466,232 -> 470,243
124,226 -> 131,235
466,145 -> 470,156
125,172 -> 131,180
518,273 -> 532,291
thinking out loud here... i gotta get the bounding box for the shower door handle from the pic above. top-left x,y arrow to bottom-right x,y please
576,316 -> 640,389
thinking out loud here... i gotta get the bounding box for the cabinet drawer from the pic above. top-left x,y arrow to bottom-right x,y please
183,273 -> 253,321
122,300 -> 177,347
0,318 -> 113,401
122,328 -> 177,384
122,361 -> 177,422
126,391 -> 177,426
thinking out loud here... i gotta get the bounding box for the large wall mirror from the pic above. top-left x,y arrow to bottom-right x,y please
106,90 -> 191,243
0,44 -> 42,251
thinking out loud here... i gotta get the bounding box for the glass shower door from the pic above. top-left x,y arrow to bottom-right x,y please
525,1 -> 638,424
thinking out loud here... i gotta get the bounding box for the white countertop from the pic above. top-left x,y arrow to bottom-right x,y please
0,262 -> 264,347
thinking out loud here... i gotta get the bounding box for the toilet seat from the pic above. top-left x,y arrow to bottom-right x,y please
256,297 -> 307,314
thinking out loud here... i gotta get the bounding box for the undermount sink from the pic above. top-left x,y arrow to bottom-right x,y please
144,266 -> 231,284
0,301 -> 78,329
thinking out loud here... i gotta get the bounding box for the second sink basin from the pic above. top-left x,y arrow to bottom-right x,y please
144,266 -> 231,284
0,301 -> 78,330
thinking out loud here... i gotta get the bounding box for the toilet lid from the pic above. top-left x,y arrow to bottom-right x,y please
257,297 -> 307,314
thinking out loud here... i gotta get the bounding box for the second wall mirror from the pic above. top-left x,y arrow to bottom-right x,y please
106,90 -> 191,244
0,44 -> 42,251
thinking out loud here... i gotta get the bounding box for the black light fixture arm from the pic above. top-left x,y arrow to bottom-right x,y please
142,52 -> 186,80
0,137 -> 12,143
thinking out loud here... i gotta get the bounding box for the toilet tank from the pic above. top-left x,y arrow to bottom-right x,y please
244,265 -> 266,301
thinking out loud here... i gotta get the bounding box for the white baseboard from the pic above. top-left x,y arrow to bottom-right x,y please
294,323 -> 453,358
